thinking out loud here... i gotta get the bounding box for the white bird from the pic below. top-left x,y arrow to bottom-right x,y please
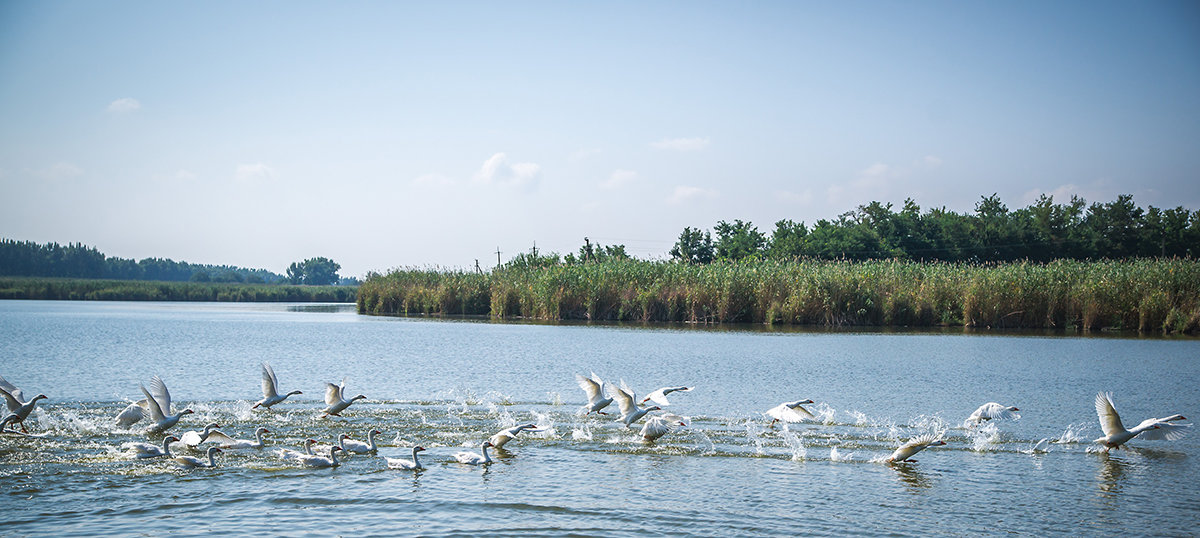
640,386 -> 693,407
488,423 -> 544,449
254,362 -> 302,409
766,399 -> 815,426
611,381 -> 660,428
887,433 -> 947,463
340,430 -> 382,454
384,446 -> 426,470
576,373 -> 613,415
277,438 -> 318,460
966,402 -> 1020,424
641,413 -> 688,441
115,376 -> 194,433
123,435 -> 180,459
179,422 -> 222,448
175,446 -> 222,469
454,441 -> 494,465
295,446 -> 343,468
322,378 -> 366,417
206,427 -> 271,450
1093,392 -> 1191,451
0,375 -> 48,433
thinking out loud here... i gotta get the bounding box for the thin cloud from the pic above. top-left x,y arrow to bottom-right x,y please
235,163 -> 277,182
107,98 -> 141,113
651,137 -> 711,151
569,148 -> 603,162
474,152 -> 541,190
667,185 -> 718,205
601,169 -> 638,190
777,189 -> 814,204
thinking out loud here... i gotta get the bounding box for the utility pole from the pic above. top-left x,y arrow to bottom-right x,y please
495,247 -> 502,267
532,240 -> 538,258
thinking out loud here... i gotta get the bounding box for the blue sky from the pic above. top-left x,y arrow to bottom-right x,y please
2,1 -> 1197,277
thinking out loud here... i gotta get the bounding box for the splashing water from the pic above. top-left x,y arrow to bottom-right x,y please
781,428 -> 808,461
812,402 -> 837,425
829,446 -> 855,462
966,421 -> 1001,452
1055,422 -> 1093,444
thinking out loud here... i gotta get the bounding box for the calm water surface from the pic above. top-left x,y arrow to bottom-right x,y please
1,300 -> 1198,536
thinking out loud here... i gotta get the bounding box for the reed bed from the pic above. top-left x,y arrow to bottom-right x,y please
357,259 -> 1200,334
0,277 -> 357,303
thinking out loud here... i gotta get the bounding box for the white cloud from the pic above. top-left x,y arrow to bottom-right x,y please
923,155 -> 943,167
651,137 -> 711,151
174,169 -> 197,181
235,163 -> 277,182
601,169 -> 638,189
474,152 -> 541,190
667,185 -> 718,205
860,163 -> 890,178
107,98 -> 141,113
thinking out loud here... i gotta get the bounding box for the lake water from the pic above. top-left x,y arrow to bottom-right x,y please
1,300 -> 1198,536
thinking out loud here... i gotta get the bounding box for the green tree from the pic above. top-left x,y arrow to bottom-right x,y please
767,219 -> 808,260
670,227 -> 714,264
714,220 -> 766,261
287,257 -> 342,285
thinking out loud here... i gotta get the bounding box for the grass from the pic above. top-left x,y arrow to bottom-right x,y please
0,277 -> 357,303
357,259 -> 1200,334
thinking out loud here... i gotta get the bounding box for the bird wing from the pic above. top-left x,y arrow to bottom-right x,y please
648,386 -> 693,406
0,387 -> 20,413
261,363 -> 279,399
611,380 -> 636,416
140,383 -> 167,422
205,431 -> 237,444
148,376 -> 173,415
1136,421 -> 1192,441
974,402 -> 1018,421
115,401 -> 148,427
1095,392 -> 1125,437
576,374 -> 602,404
325,382 -> 344,405
767,401 -> 815,422
0,376 -> 25,408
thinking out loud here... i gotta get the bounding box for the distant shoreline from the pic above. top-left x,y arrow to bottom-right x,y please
0,277 -> 356,303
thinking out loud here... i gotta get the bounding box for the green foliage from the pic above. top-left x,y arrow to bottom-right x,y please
0,277 -> 356,303
287,257 -> 342,285
714,220 -> 767,261
0,239 -> 285,282
670,227 -> 714,264
356,258 -> 1200,334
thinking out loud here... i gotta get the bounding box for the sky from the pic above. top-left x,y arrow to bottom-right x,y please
1,1 -> 1198,278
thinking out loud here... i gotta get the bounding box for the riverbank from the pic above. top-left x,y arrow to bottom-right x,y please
0,277 -> 356,303
357,258 -> 1200,334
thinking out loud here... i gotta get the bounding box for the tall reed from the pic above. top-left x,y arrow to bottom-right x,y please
356,259 -> 1200,334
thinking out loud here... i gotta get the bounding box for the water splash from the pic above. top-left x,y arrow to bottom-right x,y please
1022,438 -> 1051,454
780,427 -> 808,461
829,446 -> 855,462
547,392 -> 563,406
811,403 -> 837,425
743,419 -> 767,455
571,423 -> 593,441
1054,422 -> 1092,444
966,421 -> 1001,452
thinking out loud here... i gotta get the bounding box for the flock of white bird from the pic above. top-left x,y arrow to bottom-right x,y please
0,365 -> 1192,471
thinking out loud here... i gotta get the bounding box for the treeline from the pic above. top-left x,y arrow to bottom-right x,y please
669,194 -> 1199,263
357,258 -> 1200,334
0,239 -> 284,283
0,277 -> 356,303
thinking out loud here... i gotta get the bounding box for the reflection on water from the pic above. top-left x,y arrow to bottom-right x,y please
891,462 -> 933,492
286,304 -> 357,313
1096,452 -> 1130,497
